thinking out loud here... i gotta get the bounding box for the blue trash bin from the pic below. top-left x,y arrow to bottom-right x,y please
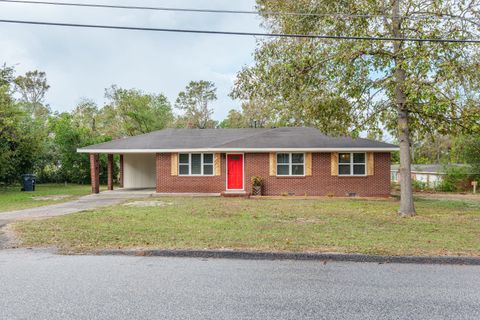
21,174 -> 36,192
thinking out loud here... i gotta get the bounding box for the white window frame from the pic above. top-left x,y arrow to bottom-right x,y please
338,152 -> 367,176
276,152 -> 305,177
178,153 -> 214,176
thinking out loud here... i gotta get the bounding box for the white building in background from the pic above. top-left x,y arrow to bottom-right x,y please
391,164 -> 471,188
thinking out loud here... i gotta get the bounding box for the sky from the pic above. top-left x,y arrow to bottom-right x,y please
0,0 -> 263,120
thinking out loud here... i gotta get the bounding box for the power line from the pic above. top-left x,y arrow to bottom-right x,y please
1,19 -> 479,43
0,0 -> 469,20
0,0 -> 387,18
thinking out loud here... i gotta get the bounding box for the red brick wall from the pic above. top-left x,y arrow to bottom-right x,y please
155,152 -> 391,197
244,153 -> 391,197
156,153 -> 227,193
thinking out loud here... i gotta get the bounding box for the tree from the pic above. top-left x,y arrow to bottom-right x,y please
0,64 -> 14,87
219,109 -> 248,128
14,70 -> 51,119
51,113 -> 111,184
232,0 -> 480,216
0,85 -> 20,184
14,70 -> 52,182
452,134 -> 480,177
72,99 -> 101,133
175,80 -> 217,129
240,99 -> 277,128
411,133 -> 452,164
104,85 -> 174,137
0,66 -> 45,184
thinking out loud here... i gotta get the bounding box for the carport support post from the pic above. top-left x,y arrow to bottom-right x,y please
107,154 -> 114,191
119,154 -> 124,188
89,153 -> 100,194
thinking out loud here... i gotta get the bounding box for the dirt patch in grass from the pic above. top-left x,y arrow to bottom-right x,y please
293,217 -> 325,225
12,196 -> 480,256
123,200 -> 173,207
0,223 -> 19,249
32,195 -> 71,201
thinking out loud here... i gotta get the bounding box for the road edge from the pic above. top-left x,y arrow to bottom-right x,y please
93,249 -> 480,265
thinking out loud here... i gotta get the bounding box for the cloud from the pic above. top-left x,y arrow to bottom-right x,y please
0,0 -> 261,120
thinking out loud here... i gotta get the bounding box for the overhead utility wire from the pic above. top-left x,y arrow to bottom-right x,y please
0,0 -> 470,20
0,19 -> 479,43
0,0 -> 384,18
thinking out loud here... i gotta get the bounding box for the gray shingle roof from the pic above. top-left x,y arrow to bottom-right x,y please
78,127 -> 398,153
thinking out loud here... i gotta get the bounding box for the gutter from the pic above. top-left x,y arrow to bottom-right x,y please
77,147 -> 400,153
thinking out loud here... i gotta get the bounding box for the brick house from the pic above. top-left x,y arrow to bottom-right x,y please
78,127 -> 397,197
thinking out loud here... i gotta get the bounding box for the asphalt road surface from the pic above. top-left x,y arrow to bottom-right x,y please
0,250 -> 479,320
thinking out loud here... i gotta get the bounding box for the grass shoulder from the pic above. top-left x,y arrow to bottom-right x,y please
12,196 -> 480,256
0,184 -> 92,212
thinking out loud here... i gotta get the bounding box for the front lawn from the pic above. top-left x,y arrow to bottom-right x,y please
0,184 -> 92,212
13,196 -> 480,256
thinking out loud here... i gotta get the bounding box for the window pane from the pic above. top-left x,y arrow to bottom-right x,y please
339,164 -> 351,175
292,165 -> 304,175
179,154 -> 189,164
179,164 -> 189,175
277,164 -> 289,175
353,164 -> 365,175
203,164 -> 213,175
191,154 -> 201,174
203,154 -> 213,164
353,153 -> 365,163
277,153 -> 289,164
292,153 -> 304,164
339,153 -> 351,164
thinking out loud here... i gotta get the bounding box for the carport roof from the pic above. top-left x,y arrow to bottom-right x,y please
77,127 -> 398,153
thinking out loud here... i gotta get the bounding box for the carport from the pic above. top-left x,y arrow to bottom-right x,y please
88,153 -> 156,194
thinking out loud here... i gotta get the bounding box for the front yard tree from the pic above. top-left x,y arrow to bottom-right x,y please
175,80 -> 217,129
232,0 -> 480,216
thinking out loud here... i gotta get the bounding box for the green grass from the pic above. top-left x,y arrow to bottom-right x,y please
0,184 -> 92,212
13,196 -> 480,256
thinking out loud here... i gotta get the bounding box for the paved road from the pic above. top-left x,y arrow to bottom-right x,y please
0,250 -> 479,320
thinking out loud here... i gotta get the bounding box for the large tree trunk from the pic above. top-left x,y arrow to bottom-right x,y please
397,103 -> 416,216
392,0 -> 416,216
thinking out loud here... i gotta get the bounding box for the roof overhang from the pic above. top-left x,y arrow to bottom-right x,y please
77,147 -> 400,154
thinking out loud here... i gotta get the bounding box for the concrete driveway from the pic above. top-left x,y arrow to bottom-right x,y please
0,190 -> 157,248
0,249 -> 479,320
0,190 -> 156,221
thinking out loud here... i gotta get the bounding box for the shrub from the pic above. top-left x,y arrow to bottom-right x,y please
437,166 -> 470,192
251,176 -> 263,187
391,182 -> 400,191
412,180 -> 428,191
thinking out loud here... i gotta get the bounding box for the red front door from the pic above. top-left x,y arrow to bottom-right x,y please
227,154 -> 243,190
